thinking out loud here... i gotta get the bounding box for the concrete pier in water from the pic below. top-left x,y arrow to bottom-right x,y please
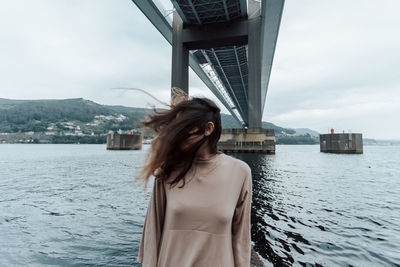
218,127 -> 275,154
106,133 -> 142,150
320,133 -> 363,154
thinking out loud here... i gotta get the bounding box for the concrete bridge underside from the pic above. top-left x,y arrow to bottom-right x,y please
131,0 -> 285,129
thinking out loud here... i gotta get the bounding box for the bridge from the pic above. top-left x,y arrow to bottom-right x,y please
131,0 -> 285,129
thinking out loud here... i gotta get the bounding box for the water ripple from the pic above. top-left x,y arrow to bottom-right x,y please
235,145 -> 400,266
1,144 -> 399,266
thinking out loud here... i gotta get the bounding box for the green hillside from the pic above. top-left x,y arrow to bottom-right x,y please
0,98 -> 148,133
0,98 -> 319,144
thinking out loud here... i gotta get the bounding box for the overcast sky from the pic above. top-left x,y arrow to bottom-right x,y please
1,0 -> 399,139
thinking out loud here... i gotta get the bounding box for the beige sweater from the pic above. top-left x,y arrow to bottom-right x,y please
137,151 -> 252,267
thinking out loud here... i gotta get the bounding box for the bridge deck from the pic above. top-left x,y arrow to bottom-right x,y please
132,0 -> 284,128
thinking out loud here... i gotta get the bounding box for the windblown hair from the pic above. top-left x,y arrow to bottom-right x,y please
136,97 -> 222,190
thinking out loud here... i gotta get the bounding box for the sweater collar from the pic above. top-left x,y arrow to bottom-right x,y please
193,151 -> 223,165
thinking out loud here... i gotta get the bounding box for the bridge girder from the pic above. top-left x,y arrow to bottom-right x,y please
131,0 -> 285,128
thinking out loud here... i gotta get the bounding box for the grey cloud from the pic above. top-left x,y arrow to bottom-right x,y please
263,0 -> 400,139
0,0 -> 399,139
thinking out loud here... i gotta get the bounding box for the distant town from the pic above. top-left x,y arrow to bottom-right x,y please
0,114 -> 146,144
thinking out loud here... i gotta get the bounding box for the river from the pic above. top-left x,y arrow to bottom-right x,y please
0,144 -> 399,266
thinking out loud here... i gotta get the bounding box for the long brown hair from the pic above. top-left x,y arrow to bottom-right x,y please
136,97 -> 222,190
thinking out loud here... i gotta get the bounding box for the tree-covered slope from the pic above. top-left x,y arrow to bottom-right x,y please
0,98 -> 318,144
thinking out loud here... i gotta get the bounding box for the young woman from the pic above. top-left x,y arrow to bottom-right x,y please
136,97 -> 252,267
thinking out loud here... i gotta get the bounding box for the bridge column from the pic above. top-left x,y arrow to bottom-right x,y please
171,11 -> 189,100
247,15 -> 262,128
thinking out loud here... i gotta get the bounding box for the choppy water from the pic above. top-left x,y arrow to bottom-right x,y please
0,144 -> 399,266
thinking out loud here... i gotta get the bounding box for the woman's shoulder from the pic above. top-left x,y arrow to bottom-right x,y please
218,152 -> 251,177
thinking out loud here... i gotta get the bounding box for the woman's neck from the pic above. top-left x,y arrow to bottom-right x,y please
195,141 -> 214,160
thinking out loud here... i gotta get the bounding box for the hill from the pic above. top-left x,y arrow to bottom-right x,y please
292,128 -> 320,137
0,98 -> 319,144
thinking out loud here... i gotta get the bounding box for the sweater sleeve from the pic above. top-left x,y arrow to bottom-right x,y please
232,167 -> 253,267
137,178 -> 166,267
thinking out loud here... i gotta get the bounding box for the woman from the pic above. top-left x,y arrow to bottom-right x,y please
136,97 -> 252,267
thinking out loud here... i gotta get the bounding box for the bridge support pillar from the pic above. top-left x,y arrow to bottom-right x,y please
247,14 -> 262,128
171,11 -> 189,99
